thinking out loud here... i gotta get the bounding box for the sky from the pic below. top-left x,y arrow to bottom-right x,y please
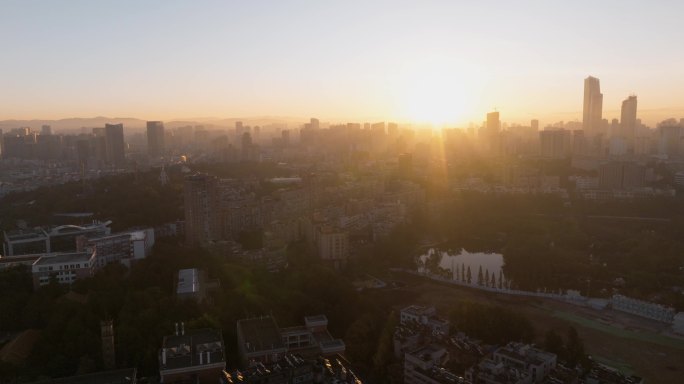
1,0 -> 684,127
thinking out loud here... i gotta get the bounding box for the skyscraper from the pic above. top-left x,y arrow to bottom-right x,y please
582,76 -> 603,138
104,123 -> 125,166
147,121 -> 165,157
486,112 -> 501,135
620,95 -> 637,149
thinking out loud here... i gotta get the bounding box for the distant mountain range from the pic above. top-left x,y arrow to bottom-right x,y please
0,116 -> 307,135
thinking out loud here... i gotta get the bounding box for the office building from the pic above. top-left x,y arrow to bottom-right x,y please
583,76 -> 603,138
105,123 -> 125,166
3,229 -> 50,256
79,228 -> 154,268
147,121 -> 165,157
31,250 -> 97,289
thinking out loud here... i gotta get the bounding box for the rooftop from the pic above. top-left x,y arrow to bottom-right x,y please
161,328 -> 225,371
238,316 -> 286,353
177,268 -> 199,295
33,251 -> 94,266
26,368 -> 137,384
4,228 -> 48,241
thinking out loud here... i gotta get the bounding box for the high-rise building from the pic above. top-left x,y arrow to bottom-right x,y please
146,121 -> 165,157
582,76 -> 603,138
620,95 -> 637,149
531,119 -> 539,131
184,174 -> 222,245
101,320 -> 116,370
486,112 -> 501,135
104,123 -> 125,166
539,129 -> 572,159
482,111 -> 501,153
41,125 -> 52,135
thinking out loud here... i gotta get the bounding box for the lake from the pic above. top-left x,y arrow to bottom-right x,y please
417,248 -> 507,284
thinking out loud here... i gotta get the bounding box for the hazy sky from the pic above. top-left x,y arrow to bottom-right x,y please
2,0 -> 683,126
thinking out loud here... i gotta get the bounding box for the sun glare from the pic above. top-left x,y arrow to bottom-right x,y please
391,58 -> 482,126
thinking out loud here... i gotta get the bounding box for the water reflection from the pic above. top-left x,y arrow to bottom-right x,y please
417,248 -> 507,284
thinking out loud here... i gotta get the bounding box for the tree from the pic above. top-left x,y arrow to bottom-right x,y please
477,266 -> 483,286
461,263 -> 465,281
372,311 -> 398,382
544,329 -> 564,356
467,266 -> 472,284
485,269 -> 490,287
566,326 -> 585,367
498,270 -> 503,289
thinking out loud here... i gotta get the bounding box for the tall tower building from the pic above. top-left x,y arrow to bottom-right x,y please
620,95 -> 637,149
184,174 -> 221,245
486,112 -> 501,135
105,123 -> 125,166
101,320 -> 116,370
147,121 -> 165,157
582,76 -> 603,138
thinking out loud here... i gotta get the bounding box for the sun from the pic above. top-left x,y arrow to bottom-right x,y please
391,58 -> 482,126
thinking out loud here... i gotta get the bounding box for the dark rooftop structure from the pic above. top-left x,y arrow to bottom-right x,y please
159,326 -> 225,384
237,316 -> 287,365
237,315 -> 345,368
26,368 -> 137,384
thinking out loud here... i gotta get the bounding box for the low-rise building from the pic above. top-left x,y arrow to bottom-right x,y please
403,344 -> 453,384
80,228 -> 154,268
237,316 -> 288,366
611,294 -> 676,323
159,327 -> 225,384
3,228 -> 50,256
30,250 -> 97,289
237,315 -> 346,368
492,342 -> 556,383
400,305 -> 450,335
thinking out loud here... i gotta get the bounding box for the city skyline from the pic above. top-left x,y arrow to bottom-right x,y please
2,1 -> 684,126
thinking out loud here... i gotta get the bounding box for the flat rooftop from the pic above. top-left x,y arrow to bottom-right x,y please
161,328 -> 225,371
34,252 -> 93,266
26,368 -> 137,384
238,316 -> 285,352
4,229 -> 48,241
177,268 -> 199,294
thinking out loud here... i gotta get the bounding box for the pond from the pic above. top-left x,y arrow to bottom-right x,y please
417,248 -> 507,284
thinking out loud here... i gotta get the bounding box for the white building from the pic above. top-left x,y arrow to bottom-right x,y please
611,294 -> 675,323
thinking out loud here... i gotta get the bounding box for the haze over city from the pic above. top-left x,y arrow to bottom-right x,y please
4,2 -> 684,384
2,0 -> 684,125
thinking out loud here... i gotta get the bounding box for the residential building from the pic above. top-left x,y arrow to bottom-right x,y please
491,342 -> 557,382
539,129 -> 572,159
403,344 -> 452,384
400,305 -> 450,335
316,226 -> 349,269
184,174 -> 222,245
